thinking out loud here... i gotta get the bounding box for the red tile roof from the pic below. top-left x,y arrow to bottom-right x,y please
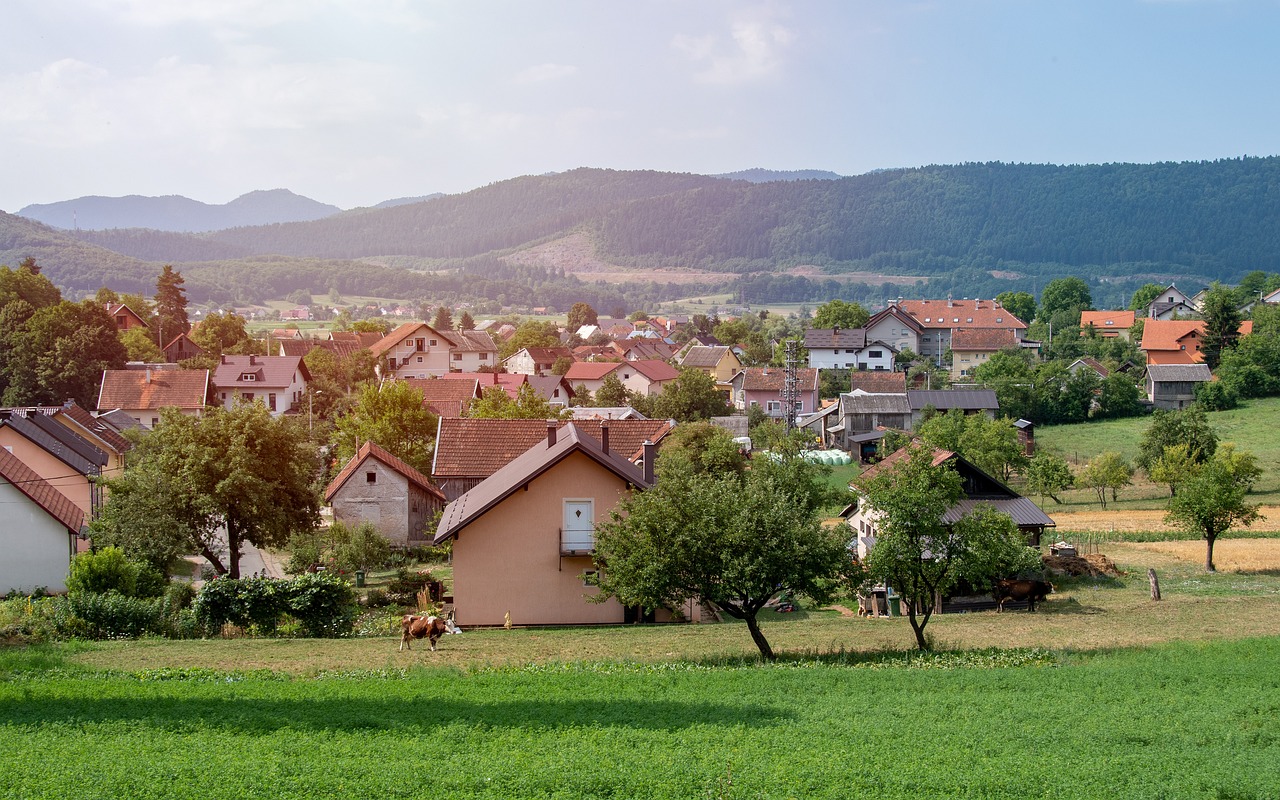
0,448 -> 85,532
98,369 -> 209,412
369,322 -> 440,357
58,403 -> 131,455
324,441 -> 445,504
432,418 -> 674,478
1140,319 -> 1204,364
628,359 -> 680,382
898,299 -> 1028,330
564,361 -> 624,382
403,377 -> 481,417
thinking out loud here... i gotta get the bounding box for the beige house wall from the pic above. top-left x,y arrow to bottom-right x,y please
450,450 -> 631,626
0,430 -> 93,519
385,329 -> 452,378
864,317 -> 921,358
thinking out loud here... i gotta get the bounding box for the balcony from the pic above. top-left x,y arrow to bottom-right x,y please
560,527 -> 595,557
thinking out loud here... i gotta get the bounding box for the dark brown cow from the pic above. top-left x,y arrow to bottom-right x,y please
399,614 -> 462,651
992,579 -> 1053,612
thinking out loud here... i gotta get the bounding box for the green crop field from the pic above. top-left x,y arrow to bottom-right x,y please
2,638 -> 1278,799
6,538 -> 1280,799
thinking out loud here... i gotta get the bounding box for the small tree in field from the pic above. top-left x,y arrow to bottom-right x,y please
857,444 -> 1040,651
1165,444 -> 1262,572
1076,451 -> 1132,509
1024,450 -> 1072,504
592,444 -> 848,660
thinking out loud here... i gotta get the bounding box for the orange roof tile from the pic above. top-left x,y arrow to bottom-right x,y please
97,369 -> 208,412
950,328 -> 1019,351
1080,310 -> 1136,331
403,377 -> 481,417
564,361 -> 624,382
899,299 -> 1028,329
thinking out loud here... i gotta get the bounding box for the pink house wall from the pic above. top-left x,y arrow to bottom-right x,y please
450,450 -> 631,626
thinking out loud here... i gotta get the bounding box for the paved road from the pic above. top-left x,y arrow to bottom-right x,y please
187,531 -> 287,588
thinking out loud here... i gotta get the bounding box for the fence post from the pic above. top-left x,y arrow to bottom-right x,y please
1148,568 -> 1162,601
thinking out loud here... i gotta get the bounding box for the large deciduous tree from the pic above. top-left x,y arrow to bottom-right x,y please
332,380 -> 438,474
2,300 -> 127,407
566,302 -> 599,331
1038,277 -> 1092,326
811,299 -> 870,330
995,291 -> 1037,326
593,444 -> 848,660
191,310 -> 254,358
1136,406 -> 1218,474
93,404 -> 320,578
857,443 -> 1040,651
1165,444 -> 1261,572
468,383 -> 569,420
650,367 -> 730,421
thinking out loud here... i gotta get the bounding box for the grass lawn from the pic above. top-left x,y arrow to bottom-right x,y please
4,542 -> 1280,798
1027,395 -> 1280,510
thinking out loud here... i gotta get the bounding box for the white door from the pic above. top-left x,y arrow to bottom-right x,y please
563,500 -> 594,552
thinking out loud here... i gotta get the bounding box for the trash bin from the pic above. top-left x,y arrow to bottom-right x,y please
354,570 -> 366,588
888,595 -> 901,617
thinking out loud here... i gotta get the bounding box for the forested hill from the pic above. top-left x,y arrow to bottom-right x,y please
18,189 -> 343,233
67,159 -> 1280,285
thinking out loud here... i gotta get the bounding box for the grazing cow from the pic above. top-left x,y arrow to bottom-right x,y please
399,614 -> 462,651
992,579 -> 1053,612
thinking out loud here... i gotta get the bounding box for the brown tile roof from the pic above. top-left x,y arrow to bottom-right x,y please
329,331 -> 384,348
854,443 -> 954,485
213,355 -> 309,390
0,448 -> 85,532
950,328 -> 1019,351
324,441 -> 445,504
105,303 -> 148,328
277,339 -> 365,360
629,359 -> 680,382
572,345 -> 617,360
615,339 -> 678,360
403,377 -> 481,417
58,402 -> 131,454
736,367 -> 819,392
432,418 -> 674,479
369,322 -> 439,357
1080,310 -> 1136,331
98,369 -> 209,412
848,371 -> 907,394
564,361 -> 624,382
439,330 -> 498,353
898,299 -> 1028,330
805,328 -> 868,349
434,423 -> 650,544
439,371 -> 527,400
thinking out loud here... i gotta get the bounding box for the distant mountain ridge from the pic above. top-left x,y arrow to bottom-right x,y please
18,189 -> 344,233
714,168 -> 844,182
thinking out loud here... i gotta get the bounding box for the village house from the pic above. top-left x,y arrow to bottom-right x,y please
0,412 -> 107,521
1146,284 -> 1197,320
211,354 -> 309,417
370,323 -> 498,378
97,368 -> 210,429
1079,310 -> 1137,340
907,389 -> 999,428
895,299 -> 1029,364
104,302 -> 149,333
431,417 -> 674,500
434,422 -> 684,627
162,333 -> 204,364
324,442 -> 446,547
1145,363 -> 1213,410
503,346 -> 573,376
950,328 -> 1020,381
676,345 -> 742,384
862,305 -> 925,360
729,367 -> 820,418
0,448 -> 85,594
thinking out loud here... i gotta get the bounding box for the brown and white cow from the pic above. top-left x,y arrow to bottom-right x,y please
992,579 -> 1053,612
399,614 -> 462,651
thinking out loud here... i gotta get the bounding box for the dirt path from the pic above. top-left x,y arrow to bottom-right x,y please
1049,506 -> 1280,533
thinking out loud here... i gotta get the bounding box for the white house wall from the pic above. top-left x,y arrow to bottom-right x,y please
0,482 -> 75,594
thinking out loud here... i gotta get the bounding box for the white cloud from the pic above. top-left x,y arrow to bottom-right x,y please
672,11 -> 796,86
655,125 -> 730,142
515,63 -> 578,85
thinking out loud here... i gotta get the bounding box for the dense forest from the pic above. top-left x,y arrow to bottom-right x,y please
5,159 -> 1280,308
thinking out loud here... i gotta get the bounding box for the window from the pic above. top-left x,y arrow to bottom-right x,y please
221,392 -> 227,400
581,569 -> 600,588
366,471 -> 377,484
966,317 -> 973,323
623,373 -> 631,380
553,389 -> 560,397
241,373 -> 256,381
924,317 -> 931,322
869,350 -> 883,358
996,317 -> 1004,323
242,392 -> 254,402
151,417 -> 158,427
766,400 -> 782,412
416,356 -> 423,363
412,499 -> 419,512
452,353 -> 462,361
952,317 -> 960,323
269,393 -> 277,411
1105,320 -> 1114,326
429,339 -> 438,347
479,352 -> 489,360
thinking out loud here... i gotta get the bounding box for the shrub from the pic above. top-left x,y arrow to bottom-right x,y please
286,572 -> 357,637
66,547 -> 137,597
192,573 -> 357,638
330,522 -> 392,573
134,563 -> 169,599
1194,380 -> 1238,411
385,569 -> 438,607
164,581 -> 197,610
38,593 -> 197,640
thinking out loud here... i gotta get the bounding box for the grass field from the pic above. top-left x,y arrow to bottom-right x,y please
4,543 -> 1280,798
1028,396 -> 1280,509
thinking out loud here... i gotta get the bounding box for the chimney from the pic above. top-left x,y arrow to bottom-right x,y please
600,420 -> 610,454
145,368 -> 152,385
220,354 -> 227,364
833,326 -> 840,338
642,440 -> 656,485
546,421 -> 557,446
249,354 -> 257,365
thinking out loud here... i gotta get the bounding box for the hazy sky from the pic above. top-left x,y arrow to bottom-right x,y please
4,0 -> 1279,212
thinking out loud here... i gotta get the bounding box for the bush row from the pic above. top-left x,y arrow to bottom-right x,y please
192,572 -> 357,637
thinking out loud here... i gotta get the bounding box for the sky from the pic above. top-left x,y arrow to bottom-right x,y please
4,0 -> 1280,213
